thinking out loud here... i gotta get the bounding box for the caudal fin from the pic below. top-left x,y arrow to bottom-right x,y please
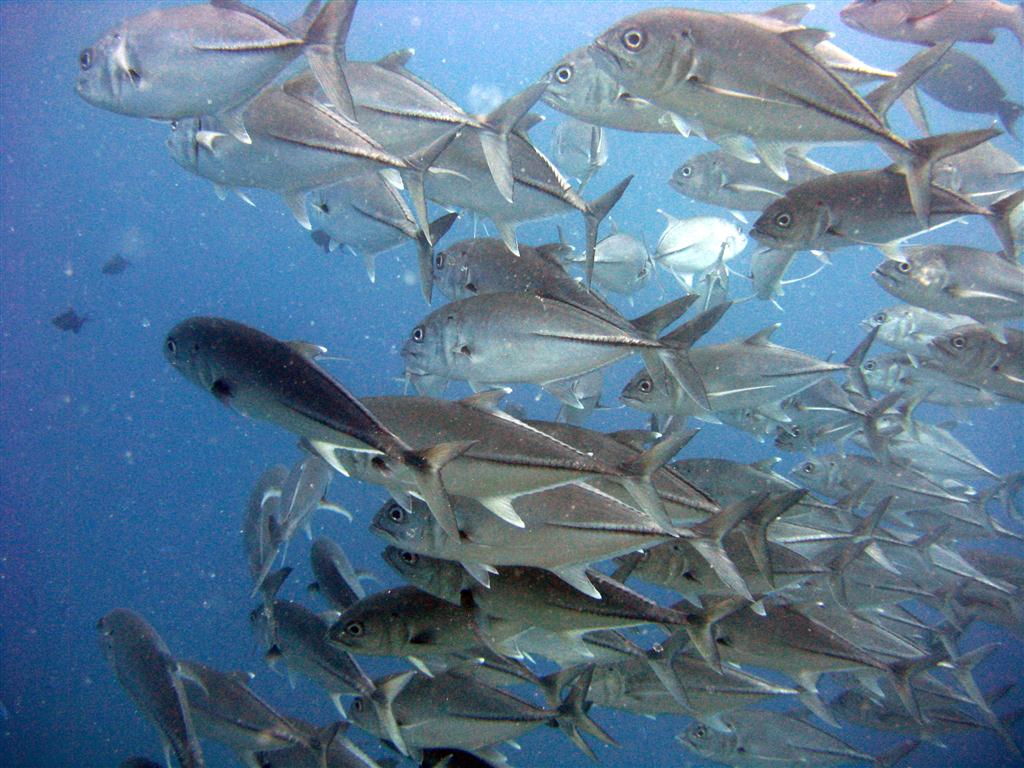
304,0 -> 357,122
415,211 -> 459,303
583,176 -> 633,287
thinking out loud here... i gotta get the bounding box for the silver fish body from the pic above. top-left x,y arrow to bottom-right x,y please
840,0 -> 1024,46
98,609 -> 204,768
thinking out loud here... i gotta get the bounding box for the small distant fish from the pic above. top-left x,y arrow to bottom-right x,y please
550,119 -> 608,192
101,254 -> 131,275
840,0 -> 1024,46
918,48 -> 1022,137
52,308 -> 88,334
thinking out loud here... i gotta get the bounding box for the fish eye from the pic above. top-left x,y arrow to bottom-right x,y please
874,312 -> 886,324
951,335 -> 966,350
897,261 -> 911,273
411,326 -> 425,343
774,212 -> 792,228
79,49 -> 92,70
165,338 -> 177,355
388,504 -> 405,522
400,551 -> 417,564
638,377 -> 653,393
621,29 -> 645,51
555,65 -> 573,83
791,426 -> 801,436
801,462 -> 816,474
345,621 -> 364,636
694,725 -> 707,739
863,360 -> 876,371
435,253 -> 444,269
353,698 -> 364,712
680,165 -> 692,178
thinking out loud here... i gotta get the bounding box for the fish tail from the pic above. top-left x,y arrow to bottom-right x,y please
303,0 -> 357,122
653,300 -> 732,412
998,98 -> 1022,139
406,440 -> 477,540
989,189 -> 1024,260
414,211 -> 459,304
555,666 -> 617,761
885,648 -> 946,725
583,176 -> 633,287
402,128 -> 463,248
901,127 -> 1001,224
479,81 -> 549,203
309,721 -> 346,768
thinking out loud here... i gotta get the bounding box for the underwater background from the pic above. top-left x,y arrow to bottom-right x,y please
1,1 -> 1022,766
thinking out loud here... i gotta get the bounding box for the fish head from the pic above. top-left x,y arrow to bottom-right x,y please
860,307 -> 892,335
620,367 -> 676,414
96,608 -> 135,662
774,422 -> 814,452
75,25 -> 143,114
751,196 -> 832,250
670,154 -> 719,200
593,10 -> 697,95
858,354 -> 900,392
329,600 -> 402,655
371,498 -> 431,546
543,46 -> 608,114
676,720 -> 737,760
431,242 -> 476,300
347,694 -> 379,737
871,251 -> 948,300
930,325 -> 992,370
790,456 -> 838,494
382,547 -> 462,601
165,117 -> 201,172
839,1 -> 911,36
401,311 -> 457,381
164,316 -> 243,406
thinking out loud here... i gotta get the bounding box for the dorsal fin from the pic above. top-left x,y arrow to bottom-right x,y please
286,341 -> 328,360
744,324 -> 780,346
459,388 -> 512,412
377,48 -> 415,70
760,3 -> 814,25
780,27 -> 833,56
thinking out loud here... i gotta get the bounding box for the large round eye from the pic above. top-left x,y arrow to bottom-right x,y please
622,29 -> 645,50
694,725 -> 707,739
638,377 -> 653,393
345,621 -> 364,637
863,360 -> 876,371
353,698 -> 364,713
679,165 -> 692,178
79,49 -> 92,70
555,65 -> 573,83
791,426 -> 801,436
388,504 -> 405,522
400,551 -> 418,564
435,253 -> 444,269
951,335 -> 966,349
165,338 -> 177,355
411,326 -> 425,343
897,261 -> 911,273
775,212 -> 792,228
169,120 -> 179,132
874,312 -> 886,324
801,462 -> 816,474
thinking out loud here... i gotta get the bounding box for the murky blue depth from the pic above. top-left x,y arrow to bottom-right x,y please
1,2 -> 1022,766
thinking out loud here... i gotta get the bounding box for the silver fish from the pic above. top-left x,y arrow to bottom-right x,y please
861,305 -> 976,357
840,0 -> 1024,46
872,245 -> 1024,328
563,229 -> 652,297
98,609 -> 204,768
654,212 -> 747,289
75,1 -> 357,134
551,118 -> 608,191
929,324 -> 1024,401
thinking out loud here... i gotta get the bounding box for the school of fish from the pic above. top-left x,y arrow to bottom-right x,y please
74,1 -> 1024,767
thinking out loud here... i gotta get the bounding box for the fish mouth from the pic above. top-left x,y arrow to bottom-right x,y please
870,268 -> 897,288
590,39 -> 626,75
749,227 -> 779,245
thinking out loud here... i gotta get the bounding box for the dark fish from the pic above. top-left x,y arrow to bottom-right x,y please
52,308 -> 88,334
164,316 -> 471,540
97,609 -> 204,768
918,48 -> 1022,137
101,254 -> 131,274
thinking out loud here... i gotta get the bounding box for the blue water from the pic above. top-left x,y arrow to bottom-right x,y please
1,1 -> 1022,766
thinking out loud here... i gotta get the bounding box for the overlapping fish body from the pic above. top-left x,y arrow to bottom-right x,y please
579,649 -> 798,719
861,305 -> 977,357
670,150 -> 829,212
873,245 -> 1024,325
371,492 -> 671,596
622,323 -> 845,420
930,324 -> 1024,401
